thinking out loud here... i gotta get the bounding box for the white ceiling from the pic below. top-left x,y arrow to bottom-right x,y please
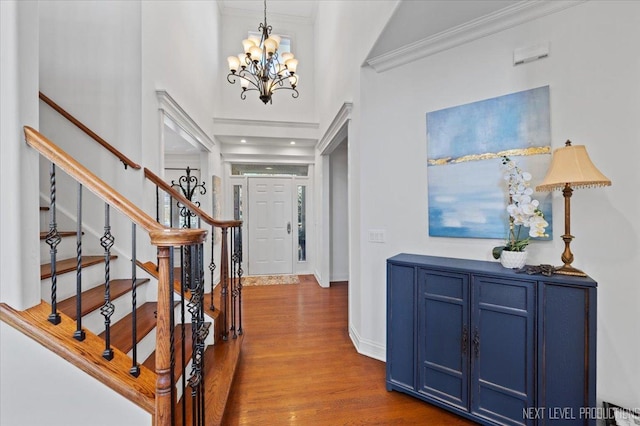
367,0 -> 522,60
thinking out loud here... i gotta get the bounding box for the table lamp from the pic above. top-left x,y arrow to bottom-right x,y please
536,140 -> 611,276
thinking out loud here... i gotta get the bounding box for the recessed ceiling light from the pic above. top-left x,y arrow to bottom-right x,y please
265,167 -> 273,170
240,139 -> 247,143
290,141 -> 296,145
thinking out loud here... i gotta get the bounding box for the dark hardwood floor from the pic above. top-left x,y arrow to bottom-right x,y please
223,275 -> 477,425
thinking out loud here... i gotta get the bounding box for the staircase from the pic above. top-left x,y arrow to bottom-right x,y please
0,110 -> 244,426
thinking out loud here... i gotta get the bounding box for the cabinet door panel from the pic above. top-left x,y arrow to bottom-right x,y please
471,276 -> 535,426
386,264 -> 416,391
418,270 -> 469,410
538,282 -> 596,425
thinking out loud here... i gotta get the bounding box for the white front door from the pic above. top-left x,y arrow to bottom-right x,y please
248,178 -> 293,275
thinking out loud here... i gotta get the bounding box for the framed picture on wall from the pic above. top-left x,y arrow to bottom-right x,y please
426,85 -> 553,240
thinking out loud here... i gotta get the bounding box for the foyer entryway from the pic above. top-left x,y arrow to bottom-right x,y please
247,177 -> 293,275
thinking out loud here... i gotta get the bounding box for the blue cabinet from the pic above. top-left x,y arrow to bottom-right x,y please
387,254 -> 597,426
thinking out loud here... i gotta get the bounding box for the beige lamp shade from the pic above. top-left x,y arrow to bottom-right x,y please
536,141 -> 611,191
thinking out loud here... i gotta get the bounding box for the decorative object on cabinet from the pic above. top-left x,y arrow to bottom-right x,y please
536,140 -> 611,277
387,253 -> 597,426
492,157 -> 548,268
426,86 -> 552,239
498,249 -> 528,269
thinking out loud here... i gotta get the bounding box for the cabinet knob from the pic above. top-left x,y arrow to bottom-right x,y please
462,326 -> 468,355
473,328 -> 480,358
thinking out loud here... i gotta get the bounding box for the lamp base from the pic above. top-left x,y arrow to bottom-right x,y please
554,264 -> 587,277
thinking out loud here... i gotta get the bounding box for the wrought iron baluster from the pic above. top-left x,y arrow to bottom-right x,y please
236,226 -> 244,336
187,243 -> 207,425
209,225 -> 216,311
172,167 -> 205,292
100,203 -> 115,360
155,185 -> 160,223
171,167 -> 205,230
198,243 -> 206,425
169,196 -> 174,228
130,223 -> 140,377
179,246 -> 187,426
231,229 -> 237,339
169,247 -> 176,426
74,183 -> 85,340
220,227 -> 229,341
46,163 -> 62,325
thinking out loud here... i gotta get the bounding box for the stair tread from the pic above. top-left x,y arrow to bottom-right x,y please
100,302 -> 161,354
58,278 -> 151,320
142,322 -> 211,372
40,231 -> 82,240
40,206 -> 49,211
137,260 -> 181,285
41,255 -> 117,280
206,335 -> 243,426
176,335 -> 243,426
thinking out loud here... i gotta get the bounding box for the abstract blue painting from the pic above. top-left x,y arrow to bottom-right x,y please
426,86 -> 553,239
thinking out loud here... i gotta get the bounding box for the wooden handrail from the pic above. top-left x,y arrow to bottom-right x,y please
24,126 -> 206,245
144,167 -> 242,229
39,92 -> 141,170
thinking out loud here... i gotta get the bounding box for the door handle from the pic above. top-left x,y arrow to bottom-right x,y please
287,222 -> 291,234
473,328 -> 480,359
462,326 -> 468,355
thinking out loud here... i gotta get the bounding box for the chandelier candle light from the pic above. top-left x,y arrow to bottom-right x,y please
536,140 -> 611,276
226,0 -> 299,104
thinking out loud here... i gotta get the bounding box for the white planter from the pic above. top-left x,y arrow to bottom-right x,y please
499,250 -> 528,269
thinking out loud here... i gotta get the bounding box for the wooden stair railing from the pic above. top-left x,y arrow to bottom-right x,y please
144,167 -> 244,342
20,126 -> 206,426
39,91 -> 141,170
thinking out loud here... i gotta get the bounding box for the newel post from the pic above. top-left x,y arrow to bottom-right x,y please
154,245 -> 173,426
150,228 -> 207,426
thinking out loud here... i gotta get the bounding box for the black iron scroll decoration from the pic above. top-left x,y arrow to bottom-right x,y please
171,167 -> 206,229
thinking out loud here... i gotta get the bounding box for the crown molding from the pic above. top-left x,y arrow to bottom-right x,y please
156,90 -> 215,150
317,102 -> 353,155
213,116 -> 318,130
366,0 -> 586,73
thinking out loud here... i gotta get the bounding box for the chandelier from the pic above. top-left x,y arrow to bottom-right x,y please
226,0 -> 299,105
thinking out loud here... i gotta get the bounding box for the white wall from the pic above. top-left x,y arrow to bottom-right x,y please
0,0 -> 40,308
39,0 -> 143,193
38,0 -> 143,278
141,0 -> 224,267
330,140 -> 349,281
314,1 -> 398,136
357,1 -> 639,409
141,0 -> 221,159
313,0 -> 397,357
0,323 -> 151,426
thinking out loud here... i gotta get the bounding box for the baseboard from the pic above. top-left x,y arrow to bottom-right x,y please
313,270 -> 329,288
348,324 -> 386,362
